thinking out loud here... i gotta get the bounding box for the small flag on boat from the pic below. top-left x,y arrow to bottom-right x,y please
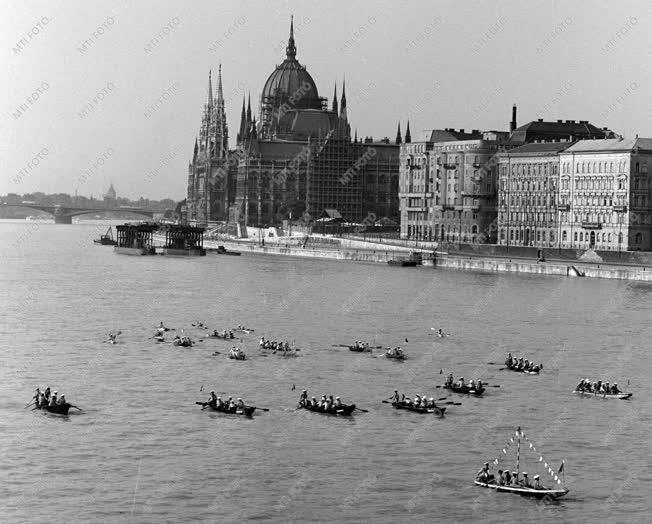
502,448 -> 507,454
558,461 -> 564,473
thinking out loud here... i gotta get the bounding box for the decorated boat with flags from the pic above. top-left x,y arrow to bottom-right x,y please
474,426 -> 569,499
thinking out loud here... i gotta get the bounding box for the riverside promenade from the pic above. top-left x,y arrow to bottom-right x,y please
203,234 -> 652,282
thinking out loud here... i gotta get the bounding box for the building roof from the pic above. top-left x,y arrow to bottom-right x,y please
561,137 -> 652,154
501,141 -> 574,157
419,129 -> 483,142
508,119 -> 611,145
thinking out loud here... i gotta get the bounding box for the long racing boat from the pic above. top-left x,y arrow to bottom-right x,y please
391,401 -> 445,416
298,403 -> 355,416
572,390 -> 632,400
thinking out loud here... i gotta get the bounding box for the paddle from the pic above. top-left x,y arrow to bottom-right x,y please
24,400 -> 35,409
381,400 -> 391,404
69,405 -> 83,411
442,401 -> 462,405
249,406 -> 270,411
354,407 -> 368,413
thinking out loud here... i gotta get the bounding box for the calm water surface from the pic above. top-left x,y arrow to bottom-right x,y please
1,220 -> 651,523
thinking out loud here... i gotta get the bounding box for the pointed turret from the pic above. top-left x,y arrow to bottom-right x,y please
354,129 -> 358,143
339,78 -> 347,121
193,137 -> 198,161
396,122 -> 402,144
238,96 -> 246,144
216,64 -> 224,106
332,83 -> 338,115
246,93 -> 252,124
405,120 -> 411,143
286,15 -> 297,59
207,70 -> 213,109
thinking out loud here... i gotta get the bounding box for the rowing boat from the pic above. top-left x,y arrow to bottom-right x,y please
474,480 -> 569,499
198,402 -> 256,416
504,363 -> 540,374
35,403 -> 71,415
443,384 -> 485,396
209,333 -> 234,340
298,404 -> 356,416
348,345 -> 372,352
385,352 -> 406,360
173,339 -> 193,347
228,352 -> 246,360
572,390 -> 632,400
391,401 -> 445,416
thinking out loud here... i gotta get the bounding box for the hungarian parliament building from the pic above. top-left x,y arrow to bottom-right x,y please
185,19 -> 399,229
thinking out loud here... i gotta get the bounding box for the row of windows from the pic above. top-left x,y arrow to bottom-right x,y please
561,160 -> 647,175
503,212 -> 556,223
505,195 -> 557,207
560,176 -> 626,190
501,163 -> 558,176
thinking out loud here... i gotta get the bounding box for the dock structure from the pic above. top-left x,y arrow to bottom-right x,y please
114,223 -> 158,255
159,224 -> 206,256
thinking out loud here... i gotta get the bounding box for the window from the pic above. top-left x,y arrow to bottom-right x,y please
574,232 -> 578,241
563,231 -> 568,242
635,232 -> 642,244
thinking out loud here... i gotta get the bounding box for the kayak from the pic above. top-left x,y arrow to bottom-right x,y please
572,390 -> 632,400
391,401 -> 445,416
443,384 -> 485,396
474,480 -> 569,499
34,403 -> 71,415
198,402 -> 256,416
298,404 -> 356,416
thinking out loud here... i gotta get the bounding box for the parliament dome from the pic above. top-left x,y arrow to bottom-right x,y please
260,18 -> 322,111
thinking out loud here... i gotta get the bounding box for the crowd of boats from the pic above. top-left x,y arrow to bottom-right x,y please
35,319 -> 638,503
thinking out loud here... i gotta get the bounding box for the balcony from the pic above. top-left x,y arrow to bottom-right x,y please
557,204 -> 571,211
443,163 -> 458,170
581,222 -> 602,229
472,162 -> 482,168
461,191 -> 493,198
612,205 -> 628,212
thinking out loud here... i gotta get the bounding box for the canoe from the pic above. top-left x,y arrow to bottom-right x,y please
474,480 -> 569,499
443,384 -> 485,396
385,352 -> 406,360
35,403 -> 71,415
199,402 -> 256,416
299,403 -> 356,416
572,390 -> 632,400
391,402 -> 445,416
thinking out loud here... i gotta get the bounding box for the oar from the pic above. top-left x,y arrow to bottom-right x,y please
354,407 -> 368,413
381,400 -> 392,404
24,400 -> 35,409
69,405 -> 84,411
249,406 -> 270,411
442,401 -> 462,405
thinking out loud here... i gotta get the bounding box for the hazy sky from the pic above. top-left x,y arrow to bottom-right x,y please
2,0 -> 651,200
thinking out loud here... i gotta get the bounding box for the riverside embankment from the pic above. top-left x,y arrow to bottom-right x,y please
204,236 -> 652,281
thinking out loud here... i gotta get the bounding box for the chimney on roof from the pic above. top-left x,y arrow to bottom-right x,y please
538,118 -> 543,122
557,119 -> 562,123
459,129 -> 465,133
472,129 -> 479,134
510,104 -> 517,132
580,120 -> 588,124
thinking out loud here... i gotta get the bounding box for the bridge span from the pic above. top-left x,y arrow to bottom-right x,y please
4,204 -> 156,224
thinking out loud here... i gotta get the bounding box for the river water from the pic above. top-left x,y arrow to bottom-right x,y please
1,220 -> 650,523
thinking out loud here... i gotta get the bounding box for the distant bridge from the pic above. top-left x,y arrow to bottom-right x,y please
4,204 -> 156,224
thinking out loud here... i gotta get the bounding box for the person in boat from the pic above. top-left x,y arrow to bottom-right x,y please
476,463 -> 494,483
392,390 -> 400,403
208,392 -> 217,408
519,472 -> 531,488
468,379 -> 475,390
49,391 -> 58,406
334,396 -> 342,408
44,387 -> 51,400
58,394 -> 66,405
476,379 -> 484,391
227,397 -> 235,411
445,373 -> 454,387
38,392 -> 46,407
299,390 -> 308,406
505,353 -> 513,367
510,472 -> 519,486
502,470 -> 512,486
575,379 -> 585,391
496,470 -> 504,485
517,357 -> 524,369
236,398 -> 245,409
32,388 -> 40,404
533,475 -> 542,490
457,377 -> 465,388
611,383 -> 620,394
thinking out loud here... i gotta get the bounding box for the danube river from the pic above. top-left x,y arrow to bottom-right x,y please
1,220 -> 651,523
